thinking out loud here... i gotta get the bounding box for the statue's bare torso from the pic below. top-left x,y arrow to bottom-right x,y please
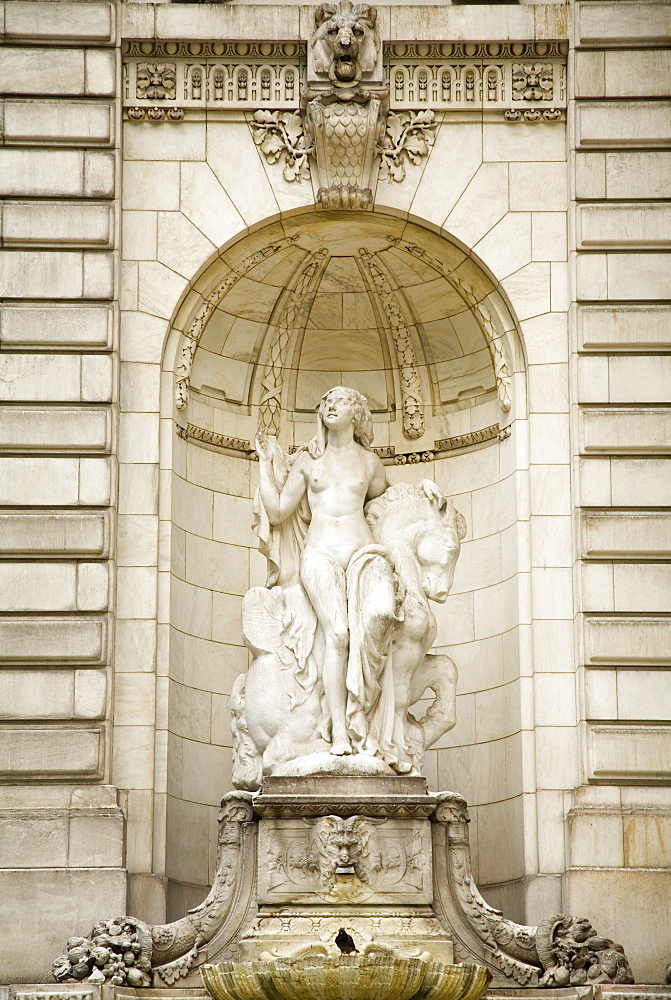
299,444 -> 384,567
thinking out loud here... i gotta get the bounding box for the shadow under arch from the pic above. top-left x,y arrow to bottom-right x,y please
157,206 -> 532,922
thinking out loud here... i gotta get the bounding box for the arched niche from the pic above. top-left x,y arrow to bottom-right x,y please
160,210 -> 529,920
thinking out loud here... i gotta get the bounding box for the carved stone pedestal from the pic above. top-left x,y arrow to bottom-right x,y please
239,775 -> 453,963
50,778 -> 637,993
144,778 -> 544,988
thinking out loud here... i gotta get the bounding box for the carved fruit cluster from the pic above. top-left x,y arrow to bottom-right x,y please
52,917 -> 153,988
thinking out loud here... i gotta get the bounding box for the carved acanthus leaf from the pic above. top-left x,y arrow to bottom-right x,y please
377,110 -> 438,183
250,110 -> 312,182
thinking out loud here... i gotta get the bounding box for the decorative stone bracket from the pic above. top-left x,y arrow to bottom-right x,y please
247,1 -> 440,207
250,104 -> 438,200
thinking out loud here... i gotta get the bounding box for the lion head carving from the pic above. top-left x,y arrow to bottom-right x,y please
311,1 -> 380,86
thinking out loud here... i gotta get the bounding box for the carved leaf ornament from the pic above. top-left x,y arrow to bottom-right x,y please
378,110 -> 437,183
250,110 -> 313,182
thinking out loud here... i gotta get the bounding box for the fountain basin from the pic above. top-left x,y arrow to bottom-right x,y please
201,955 -> 492,1000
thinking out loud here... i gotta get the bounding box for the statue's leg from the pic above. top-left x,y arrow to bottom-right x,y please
300,546 -> 351,755
358,555 -> 399,653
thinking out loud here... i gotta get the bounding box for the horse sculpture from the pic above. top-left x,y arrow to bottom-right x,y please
231,482 -> 466,790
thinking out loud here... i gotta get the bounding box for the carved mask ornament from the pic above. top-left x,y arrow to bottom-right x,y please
311,2 -> 380,88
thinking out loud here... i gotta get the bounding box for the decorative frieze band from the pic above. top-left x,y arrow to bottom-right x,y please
177,420 -> 506,461
123,40 -> 567,120
388,41 -> 567,110
122,40 -> 302,111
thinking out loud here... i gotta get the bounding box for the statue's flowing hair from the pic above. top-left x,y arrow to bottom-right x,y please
300,386 -> 374,459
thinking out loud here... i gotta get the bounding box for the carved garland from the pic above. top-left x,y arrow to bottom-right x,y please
259,248 -> 331,436
174,235 -> 300,410
387,236 -> 513,413
358,249 -> 425,440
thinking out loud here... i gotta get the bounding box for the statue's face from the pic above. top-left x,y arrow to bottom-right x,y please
320,390 -> 356,430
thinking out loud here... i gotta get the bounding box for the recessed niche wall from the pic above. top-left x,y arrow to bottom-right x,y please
162,210 -> 528,919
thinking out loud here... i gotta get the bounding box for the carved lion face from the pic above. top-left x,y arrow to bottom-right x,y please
311,1 -> 380,85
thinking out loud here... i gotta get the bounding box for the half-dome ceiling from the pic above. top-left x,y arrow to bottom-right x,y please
180,212 -> 514,452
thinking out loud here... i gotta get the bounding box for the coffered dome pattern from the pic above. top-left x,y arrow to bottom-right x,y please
175,212 -> 518,455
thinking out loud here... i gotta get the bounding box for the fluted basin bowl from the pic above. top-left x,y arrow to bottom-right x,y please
201,955 -> 492,1000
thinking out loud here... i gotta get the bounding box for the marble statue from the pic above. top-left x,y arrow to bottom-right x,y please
231,386 -> 466,789
50,401 -> 636,992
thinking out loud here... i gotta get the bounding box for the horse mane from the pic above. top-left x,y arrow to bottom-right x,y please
365,482 -> 467,540
365,483 -> 433,528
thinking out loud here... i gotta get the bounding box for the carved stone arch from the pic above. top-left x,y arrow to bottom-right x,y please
159,207 -> 529,919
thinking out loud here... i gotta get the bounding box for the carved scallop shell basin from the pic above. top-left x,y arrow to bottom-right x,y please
201,955 -> 492,1000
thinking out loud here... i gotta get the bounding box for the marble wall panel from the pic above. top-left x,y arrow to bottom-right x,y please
476,795 -> 526,886
0,513 -> 107,557
587,724 -> 671,781
1,202 -> 114,248
0,303 -> 114,349
0,46 -> 88,95
0,868 -> 125,983
3,99 -> 114,146
0,617 -> 106,663
623,810 -> 671,868
0,408 -> 111,452
583,615 -> 671,665
576,1 -> 671,46
3,1 -> 114,42
0,250 -> 114,300
578,203 -> 671,248
0,148 -> 115,198
575,100 -> 671,148
580,407 -> 671,454
0,726 -> 104,779
582,511 -> 671,559
573,151 -> 671,201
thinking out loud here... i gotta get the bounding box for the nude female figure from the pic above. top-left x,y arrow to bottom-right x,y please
255,386 -> 390,756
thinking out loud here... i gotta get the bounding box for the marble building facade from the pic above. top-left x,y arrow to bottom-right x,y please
0,0 -> 669,987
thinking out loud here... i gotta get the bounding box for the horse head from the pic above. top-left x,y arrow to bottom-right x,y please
365,483 -> 467,603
